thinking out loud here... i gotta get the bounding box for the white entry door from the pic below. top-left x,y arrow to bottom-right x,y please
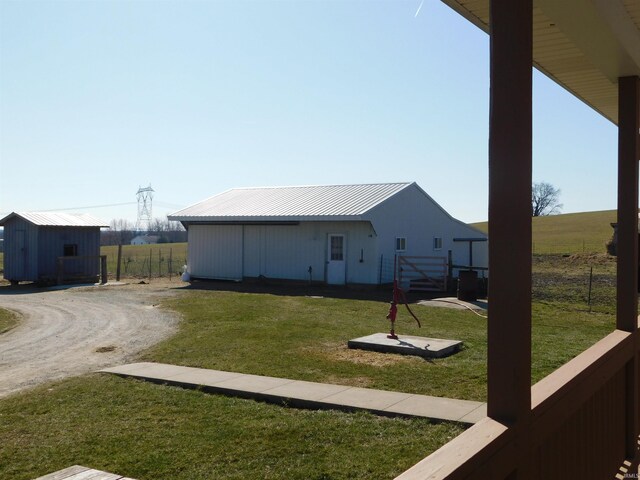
327,234 -> 346,285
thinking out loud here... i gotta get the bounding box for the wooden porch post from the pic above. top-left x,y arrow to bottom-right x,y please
617,75 -> 640,465
487,0 -> 532,428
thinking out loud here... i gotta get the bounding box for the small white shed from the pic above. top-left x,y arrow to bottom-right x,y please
168,182 -> 488,286
130,235 -> 160,246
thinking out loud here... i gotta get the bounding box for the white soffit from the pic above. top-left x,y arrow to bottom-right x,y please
440,0 -> 640,125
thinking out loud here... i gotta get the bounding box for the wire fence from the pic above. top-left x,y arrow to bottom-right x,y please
532,265 -> 616,312
103,247 -> 186,279
532,242 -> 606,255
378,255 -> 396,284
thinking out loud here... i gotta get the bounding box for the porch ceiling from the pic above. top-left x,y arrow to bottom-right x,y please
440,0 -> 640,125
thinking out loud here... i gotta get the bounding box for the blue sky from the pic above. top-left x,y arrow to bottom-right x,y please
0,0 -> 618,224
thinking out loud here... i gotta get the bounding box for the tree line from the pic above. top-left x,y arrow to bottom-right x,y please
101,218 -> 186,246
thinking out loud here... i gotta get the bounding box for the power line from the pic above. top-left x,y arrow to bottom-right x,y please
39,202 -> 137,212
0,200 -> 185,218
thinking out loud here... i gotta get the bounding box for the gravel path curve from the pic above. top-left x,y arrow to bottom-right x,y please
0,282 -> 182,398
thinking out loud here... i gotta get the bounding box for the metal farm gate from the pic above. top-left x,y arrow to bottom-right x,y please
398,255 -> 447,292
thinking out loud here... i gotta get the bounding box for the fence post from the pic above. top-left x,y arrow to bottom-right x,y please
149,248 -> 153,281
116,244 -> 122,281
169,248 -> 173,281
101,255 -> 107,284
587,266 -> 593,312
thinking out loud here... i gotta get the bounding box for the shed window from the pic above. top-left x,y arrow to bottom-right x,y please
433,237 -> 443,250
63,244 -> 78,256
395,237 -> 407,252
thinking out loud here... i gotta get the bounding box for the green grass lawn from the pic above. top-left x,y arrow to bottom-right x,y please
0,252 -> 620,479
144,290 -> 489,400
142,271 -> 614,400
0,375 -> 462,480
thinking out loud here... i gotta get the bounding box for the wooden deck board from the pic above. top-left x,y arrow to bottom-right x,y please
33,466 -> 135,480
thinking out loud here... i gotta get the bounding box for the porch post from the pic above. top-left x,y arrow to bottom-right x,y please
487,0 -> 532,427
616,76 -> 639,332
617,75 -> 640,464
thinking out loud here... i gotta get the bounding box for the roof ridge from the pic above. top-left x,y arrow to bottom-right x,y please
229,182 -> 412,190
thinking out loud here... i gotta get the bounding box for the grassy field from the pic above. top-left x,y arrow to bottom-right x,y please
472,209 -> 616,254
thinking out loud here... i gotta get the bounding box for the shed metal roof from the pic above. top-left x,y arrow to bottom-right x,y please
0,212 -> 109,227
169,182 -> 413,221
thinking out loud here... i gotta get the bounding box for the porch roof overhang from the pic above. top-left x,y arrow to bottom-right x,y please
440,0 -> 640,125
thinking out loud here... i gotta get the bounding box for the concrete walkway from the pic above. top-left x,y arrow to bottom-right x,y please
100,362 -> 486,424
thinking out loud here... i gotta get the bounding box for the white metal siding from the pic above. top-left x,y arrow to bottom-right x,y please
243,224 -> 327,282
188,225 -> 243,280
225,222 -> 379,284
367,184 -> 488,278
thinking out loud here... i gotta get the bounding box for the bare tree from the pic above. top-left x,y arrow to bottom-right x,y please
532,182 -> 563,216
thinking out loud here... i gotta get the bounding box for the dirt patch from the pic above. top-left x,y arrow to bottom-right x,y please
303,341 -> 416,367
95,345 -> 117,353
323,374 -> 374,388
0,280 -> 186,398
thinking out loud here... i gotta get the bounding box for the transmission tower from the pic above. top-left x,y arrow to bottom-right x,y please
135,185 -> 154,232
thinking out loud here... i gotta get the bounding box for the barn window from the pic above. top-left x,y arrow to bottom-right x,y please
63,244 -> 78,256
395,237 -> 406,252
433,237 -> 443,250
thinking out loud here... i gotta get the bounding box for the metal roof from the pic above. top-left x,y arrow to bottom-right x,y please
441,0 -> 640,125
169,182 -> 413,221
0,212 -> 109,227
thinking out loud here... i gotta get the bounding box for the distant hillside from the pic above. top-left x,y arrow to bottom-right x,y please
471,210 -> 617,254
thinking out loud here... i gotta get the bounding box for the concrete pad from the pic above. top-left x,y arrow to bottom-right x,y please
263,380 -> 352,402
101,362 -> 191,380
100,362 -> 160,376
213,374 -> 295,393
320,387 -> 413,411
165,368 -> 244,386
387,394 -> 484,422
101,362 -> 486,424
348,333 -> 463,359
458,403 -> 488,424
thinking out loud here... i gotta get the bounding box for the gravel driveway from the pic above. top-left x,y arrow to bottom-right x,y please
0,282 -> 182,398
